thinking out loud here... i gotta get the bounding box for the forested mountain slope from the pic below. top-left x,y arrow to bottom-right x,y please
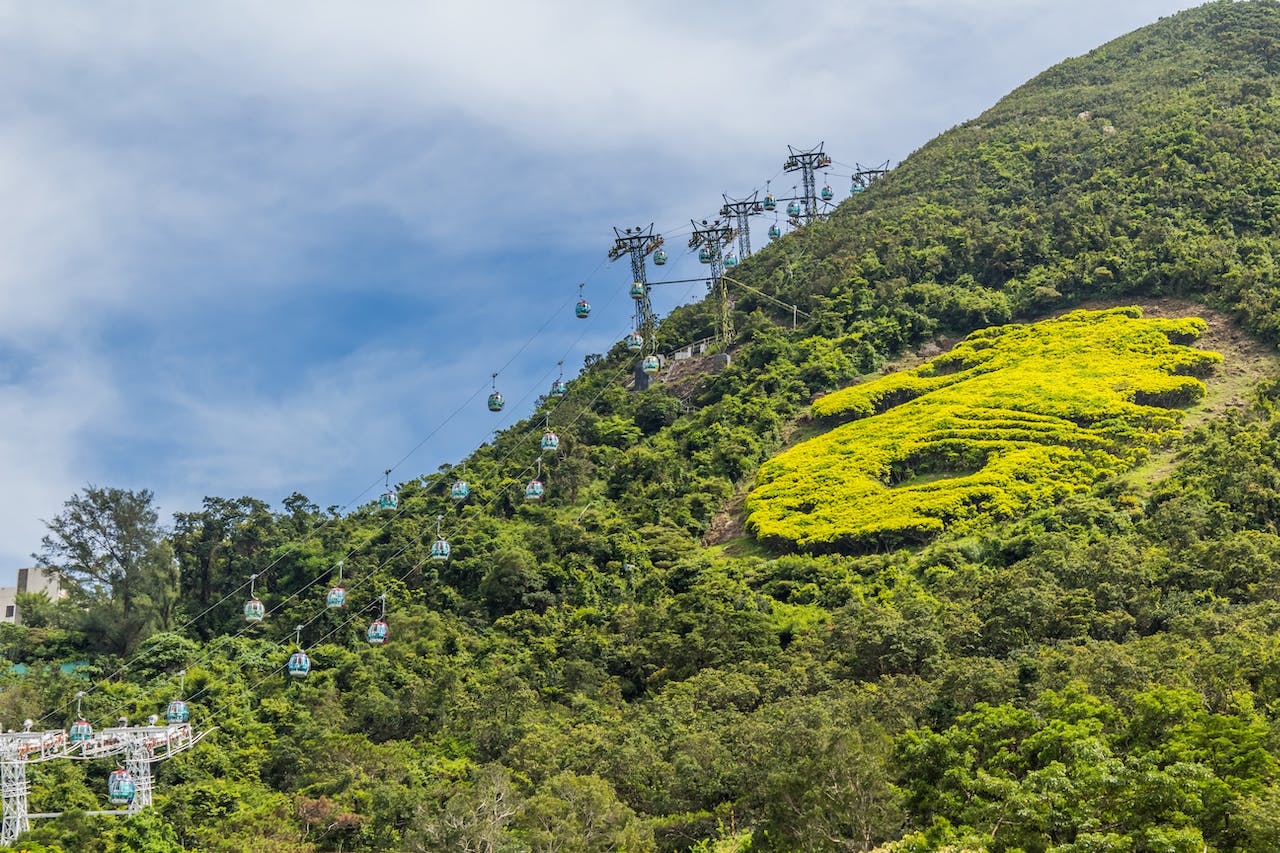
11,2 -> 1280,851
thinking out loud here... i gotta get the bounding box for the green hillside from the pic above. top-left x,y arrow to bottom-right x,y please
14,2 -> 1280,851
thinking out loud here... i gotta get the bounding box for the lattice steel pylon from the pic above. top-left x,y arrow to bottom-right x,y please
851,160 -> 891,193
719,191 -> 762,260
0,727 -> 73,844
689,218 -> 737,345
608,224 -> 664,348
1,759 -> 29,844
783,143 -> 833,225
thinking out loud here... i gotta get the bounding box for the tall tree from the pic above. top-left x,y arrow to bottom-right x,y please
35,485 -> 178,653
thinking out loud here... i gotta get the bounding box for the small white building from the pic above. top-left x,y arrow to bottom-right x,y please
0,567 -> 65,625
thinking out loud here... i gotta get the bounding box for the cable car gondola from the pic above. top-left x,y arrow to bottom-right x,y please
487,372 -> 504,412
244,573 -> 265,623
451,465 -> 470,500
525,458 -> 545,502
70,692 -> 92,743
327,561 -> 346,608
166,700 -> 189,724
769,223 -> 782,239
549,360 -> 568,400
724,254 -> 738,268
575,283 -> 590,319
821,185 -> 834,201
653,249 -> 667,266
541,428 -> 559,452
379,469 -> 398,510
625,332 -> 644,352
287,625 -> 311,677
367,594 -> 388,645
165,671 -> 190,724
431,515 -> 450,560
786,200 -> 802,217
698,247 -> 712,264
630,281 -> 646,300
108,769 -> 135,805
642,355 -> 660,375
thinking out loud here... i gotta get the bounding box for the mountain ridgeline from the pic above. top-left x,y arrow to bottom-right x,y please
13,2 -> 1280,850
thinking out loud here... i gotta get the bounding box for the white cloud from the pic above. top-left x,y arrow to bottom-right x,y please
0,348 -> 119,568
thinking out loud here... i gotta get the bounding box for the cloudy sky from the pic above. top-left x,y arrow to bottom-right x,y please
0,0 -> 1205,578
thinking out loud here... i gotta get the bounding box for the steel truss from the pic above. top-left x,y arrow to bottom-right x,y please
0,723 -> 205,844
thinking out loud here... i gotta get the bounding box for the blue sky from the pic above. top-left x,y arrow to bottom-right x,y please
0,0 -> 1205,578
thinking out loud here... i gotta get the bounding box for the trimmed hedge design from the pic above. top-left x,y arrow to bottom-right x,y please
746,308 -> 1221,551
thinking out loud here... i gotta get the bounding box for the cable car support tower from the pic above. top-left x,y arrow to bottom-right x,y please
689,218 -> 737,346
783,142 -> 832,225
609,224 -> 665,389
609,225 -> 664,346
720,191 -> 762,260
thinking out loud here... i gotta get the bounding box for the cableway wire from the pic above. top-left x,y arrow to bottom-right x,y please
56,321 -> 642,729
37,252 -> 629,728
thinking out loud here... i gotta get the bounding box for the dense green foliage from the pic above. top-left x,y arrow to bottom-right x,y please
747,308 -> 1221,551
12,2 -> 1280,850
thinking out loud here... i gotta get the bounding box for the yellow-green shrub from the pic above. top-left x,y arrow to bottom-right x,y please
747,308 -> 1222,551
